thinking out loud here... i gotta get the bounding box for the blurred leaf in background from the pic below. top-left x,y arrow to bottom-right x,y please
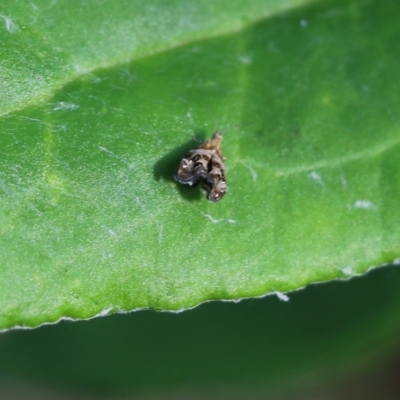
1,265 -> 400,397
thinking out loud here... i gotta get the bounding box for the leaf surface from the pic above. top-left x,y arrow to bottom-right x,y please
1,0 -> 400,330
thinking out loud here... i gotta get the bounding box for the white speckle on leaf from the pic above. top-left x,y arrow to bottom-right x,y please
30,2 -> 39,11
56,124 -> 67,132
101,251 -> 113,261
241,162 -> 258,183
274,291 -> 290,302
202,213 -> 219,223
340,172 -> 348,188
120,67 -> 137,83
300,19 -> 308,27
1,15 -> 18,32
74,64 -> 102,83
97,307 -> 113,317
98,146 -> 129,165
28,203 -> 43,216
353,200 -> 375,210
99,146 -> 115,156
107,228 -> 116,237
201,212 -> 236,224
308,171 -> 324,186
74,63 -> 89,74
341,266 -> 355,276
136,197 -> 143,209
238,55 -> 253,65
186,111 -> 193,124
91,75 -> 102,83
17,116 -> 43,123
53,102 -> 79,111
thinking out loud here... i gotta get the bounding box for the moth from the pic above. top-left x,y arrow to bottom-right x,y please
174,131 -> 226,202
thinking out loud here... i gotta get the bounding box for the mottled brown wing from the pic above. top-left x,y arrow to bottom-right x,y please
174,132 -> 226,201
204,154 -> 226,202
174,150 -> 211,185
207,179 -> 226,202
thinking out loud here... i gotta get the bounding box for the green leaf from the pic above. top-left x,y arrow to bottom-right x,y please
1,0 -> 400,330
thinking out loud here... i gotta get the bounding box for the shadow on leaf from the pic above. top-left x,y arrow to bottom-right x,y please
153,131 -> 207,201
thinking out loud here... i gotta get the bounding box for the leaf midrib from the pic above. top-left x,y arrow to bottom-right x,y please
233,133 -> 400,177
0,0 -> 315,119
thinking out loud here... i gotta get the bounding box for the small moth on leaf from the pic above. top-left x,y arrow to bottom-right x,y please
174,131 -> 226,202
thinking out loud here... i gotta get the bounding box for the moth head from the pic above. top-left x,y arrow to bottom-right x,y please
211,131 -> 223,141
174,157 -> 195,184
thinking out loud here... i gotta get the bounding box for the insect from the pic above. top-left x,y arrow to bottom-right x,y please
174,131 -> 226,202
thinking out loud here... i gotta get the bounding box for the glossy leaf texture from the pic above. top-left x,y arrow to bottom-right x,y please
1,0 -> 400,330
